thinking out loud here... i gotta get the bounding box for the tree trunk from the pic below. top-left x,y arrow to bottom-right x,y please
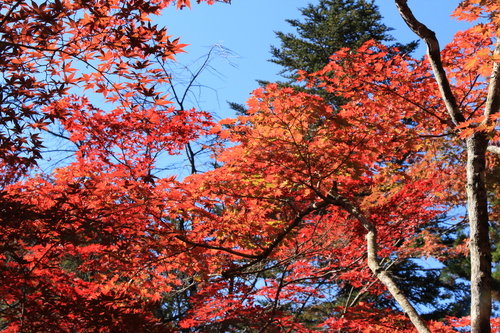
365,229 -> 431,333
467,132 -> 491,333
328,192 -> 431,333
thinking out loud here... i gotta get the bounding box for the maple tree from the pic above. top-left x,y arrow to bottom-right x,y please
171,0 -> 500,332
239,0 -> 470,320
0,0 -> 226,331
3,0 -> 500,332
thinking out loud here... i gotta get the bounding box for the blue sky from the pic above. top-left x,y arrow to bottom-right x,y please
158,0 -> 472,120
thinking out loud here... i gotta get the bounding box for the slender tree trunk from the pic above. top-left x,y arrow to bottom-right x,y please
467,132 -> 491,333
365,229 -> 431,333
395,1 -> 496,331
328,192 -> 431,333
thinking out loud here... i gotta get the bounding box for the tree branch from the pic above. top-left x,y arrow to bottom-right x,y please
487,145 -> 500,155
175,235 -> 259,259
326,189 -> 431,333
176,198 -> 333,273
394,0 -> 465,127
482,38 -> 500,123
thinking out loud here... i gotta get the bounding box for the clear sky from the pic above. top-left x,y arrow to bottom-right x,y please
158,0 -> 472,120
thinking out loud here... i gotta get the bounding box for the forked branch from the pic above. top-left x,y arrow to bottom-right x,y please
326,190 -> 432,333
394,0 -> 465,127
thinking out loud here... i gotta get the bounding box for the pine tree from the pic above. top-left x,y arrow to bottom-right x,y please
229,0 -> 417,113
270,0 -> 406,81
267,0 -> 417,102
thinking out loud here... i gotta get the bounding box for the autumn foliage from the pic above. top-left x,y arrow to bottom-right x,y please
1,0 -> 500,332
0,0 -> 221,331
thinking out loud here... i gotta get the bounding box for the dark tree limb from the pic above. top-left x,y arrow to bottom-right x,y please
394,0 -> 465,127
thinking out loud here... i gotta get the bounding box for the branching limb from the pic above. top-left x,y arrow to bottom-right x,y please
394,0 -> 464,127
175,197 -> 332,276
326,189 -> 431,333
174,235 -> 259,259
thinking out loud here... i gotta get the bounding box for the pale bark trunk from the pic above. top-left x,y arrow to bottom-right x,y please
328,192 -> 431,333
467,133 -> 491,333
394,2 -> 496,331
365,230 -> 431,333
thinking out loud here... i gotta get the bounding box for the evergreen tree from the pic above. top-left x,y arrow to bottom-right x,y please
229,0 -> 417,113
269,0 -> 410,81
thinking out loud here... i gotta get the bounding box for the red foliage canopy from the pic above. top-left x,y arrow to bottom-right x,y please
1,0 -> 500,332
